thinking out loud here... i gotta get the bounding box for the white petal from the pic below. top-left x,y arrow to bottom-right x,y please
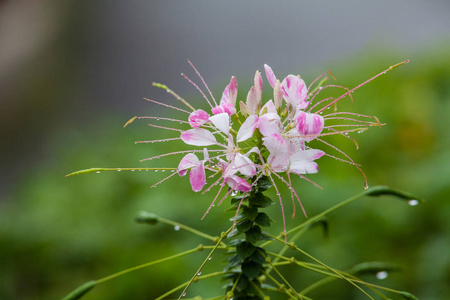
258,113 -> 281,137
246,86 -> 257,115
209,113 -> 230,134
289,150 -> 325,174
181,128 -> 217,146
237,115 -> 259,142
234,153 -> 256,176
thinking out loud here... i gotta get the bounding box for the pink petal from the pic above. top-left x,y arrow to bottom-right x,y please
209,113 -> 230,134
228,76 -> 238,106
295,111 -> 324,142
234,153 -> 256,176
246,86 -> 257,115
212,102 -> 236,116
188,109 -> 210,128
267,153 -> 289,173
225,175 -> 252,192
273,80 -> 283,110
237,114 -> 259,142
263,133 -> 288,155
181,128 -> 217,146
261,99 -> 277,114
177,153 -> 200,176
189,163 -> 206,192
281,75 -> 309,109
264,64 -> 277,88
258,113 -> 281,137
254,70 -> 263,104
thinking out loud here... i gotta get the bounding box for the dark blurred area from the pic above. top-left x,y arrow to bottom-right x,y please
1,1 -> 449,299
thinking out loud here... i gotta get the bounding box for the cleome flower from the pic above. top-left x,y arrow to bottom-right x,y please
116,59 -> 408,236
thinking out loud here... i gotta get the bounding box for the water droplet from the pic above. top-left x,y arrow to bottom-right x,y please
208,257 -> 212,261
174,225 -> 180,231
197,271 -> 201,276
96,171 -> 101,174
364,182 -> 369,190
117,169 -> 122,172
161,170 -> 166,172
211,204 -> 215,207
408,199 -> 419,206
155,170 -> 159,172
171,170 -> 175,172
131,169 -> 135,172
182,292 -> 186,297
157,118 -> 160,121
376,271 -> 388,280
145,169 -> 149,171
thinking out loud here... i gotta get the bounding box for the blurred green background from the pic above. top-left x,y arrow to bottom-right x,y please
1,1 -> 449,299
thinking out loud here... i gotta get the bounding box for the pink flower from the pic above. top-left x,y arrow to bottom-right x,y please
188,109 -> 210,128
177,152 -> 208,192
295,110 -> 324,142
212,76 -> 238,116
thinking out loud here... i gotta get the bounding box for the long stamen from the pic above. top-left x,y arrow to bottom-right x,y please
187,59 -> 218,106
135,137 -> 181,144
315,60 -> 409,114
150,171 -> 178,188
232,193 -> 248,232
140,150 -> 204,162
181,73 -> 214,109
147,123 -> 184,132
316,138 -> 368,189
202,184 -> 224,219
144,97 -> 191,114
268,174 -> 287,242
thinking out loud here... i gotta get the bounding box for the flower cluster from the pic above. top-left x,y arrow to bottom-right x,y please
133,61 -> 383,221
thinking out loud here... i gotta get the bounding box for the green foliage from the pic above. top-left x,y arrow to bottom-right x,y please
2,48 -> 450,299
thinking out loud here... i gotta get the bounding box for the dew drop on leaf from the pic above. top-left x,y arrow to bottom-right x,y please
408,199 -> 419,206
376,271 -> 388,280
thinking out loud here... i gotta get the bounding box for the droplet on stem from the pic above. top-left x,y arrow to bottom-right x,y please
174,225 -> 180,231
408,199 -> 419,206
376,271 -> 388,280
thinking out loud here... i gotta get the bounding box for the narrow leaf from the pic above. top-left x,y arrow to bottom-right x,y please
61,281 -> 96,300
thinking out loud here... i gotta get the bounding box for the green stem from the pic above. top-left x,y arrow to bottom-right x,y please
96,245 -> 219,284
178,228 -> 233,300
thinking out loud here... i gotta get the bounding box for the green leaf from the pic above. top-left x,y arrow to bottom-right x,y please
242,261 -> 262,279
255,212 -> 271,227
245,226 -> 262,244
61,281 -> 96,300
236,241 -> 256,259
351,261 -> 402,275
243,205 -> 258,221
251,192 -> 274,208
231,195 -> 245,205
257,175 -> 272,191
237,219 -> 253,232
224,254 -> 242,272
236,275 -> 250,291
249,248 -> 266,264
135,211 -> 159,225
366,186 -> 423,204
399,291 -> 419,300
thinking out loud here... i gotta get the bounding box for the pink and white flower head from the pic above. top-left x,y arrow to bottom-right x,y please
129,59 -> 404,229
